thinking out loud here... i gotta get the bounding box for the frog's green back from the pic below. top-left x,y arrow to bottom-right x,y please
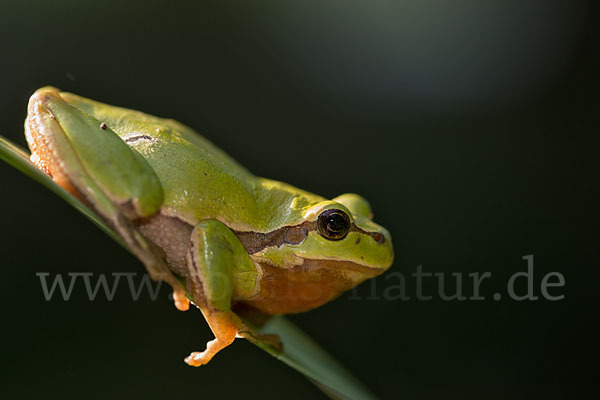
60,92 -> 325,232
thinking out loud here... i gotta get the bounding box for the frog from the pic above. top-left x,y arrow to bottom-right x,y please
25,87 -> 394,366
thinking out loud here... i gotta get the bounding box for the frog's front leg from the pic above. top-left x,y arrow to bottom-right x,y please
182,220 -> 282,366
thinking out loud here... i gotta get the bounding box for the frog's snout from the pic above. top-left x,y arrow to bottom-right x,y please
377,227 -> 394,268
380,226 -> 393,246
372,232 -> 385,244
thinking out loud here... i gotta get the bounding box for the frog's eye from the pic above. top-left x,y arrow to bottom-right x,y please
317,209 -> 351,241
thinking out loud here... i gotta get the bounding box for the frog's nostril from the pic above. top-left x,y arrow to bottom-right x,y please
373,232 -> 385,244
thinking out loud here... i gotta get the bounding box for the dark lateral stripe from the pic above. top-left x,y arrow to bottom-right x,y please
234,221 -> 316,254
233,221 -> 384,254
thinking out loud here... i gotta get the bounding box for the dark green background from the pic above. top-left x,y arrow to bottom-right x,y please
0,1 -> 597,399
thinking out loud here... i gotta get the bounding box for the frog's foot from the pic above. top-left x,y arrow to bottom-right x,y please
184,338 -> 233,367
184,309 -> 240,367
172,288 -> 190,311
237,324 -> 283,354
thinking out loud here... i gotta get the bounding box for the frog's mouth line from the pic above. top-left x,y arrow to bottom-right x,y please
299,258 -> 385,278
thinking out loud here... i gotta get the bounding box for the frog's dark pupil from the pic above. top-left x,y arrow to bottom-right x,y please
318,209 -> 350,240
327,214 -> 345,232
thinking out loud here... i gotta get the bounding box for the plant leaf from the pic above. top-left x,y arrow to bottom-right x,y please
0,135 -> 378,400
0,136 -> 125,247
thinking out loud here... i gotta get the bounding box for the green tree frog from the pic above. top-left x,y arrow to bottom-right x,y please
25,87 -> 394,366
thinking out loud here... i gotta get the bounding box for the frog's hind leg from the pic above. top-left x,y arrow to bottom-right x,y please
182,220 -> 282,366
26,87 -> 189,312
185,306 -> 283,366
184,307 -> 241,366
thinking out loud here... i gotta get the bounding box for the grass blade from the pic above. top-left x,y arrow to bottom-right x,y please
0,136 -> 125,247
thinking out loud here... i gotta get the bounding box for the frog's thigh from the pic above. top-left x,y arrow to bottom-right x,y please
182,220 -> 244,366
27,89 -> 186,310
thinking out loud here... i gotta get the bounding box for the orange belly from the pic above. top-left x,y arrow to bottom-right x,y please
244,259 -> 381,315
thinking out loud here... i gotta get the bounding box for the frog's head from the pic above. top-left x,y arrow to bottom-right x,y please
298,193 -> 394,272
247,193 -> 394,313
